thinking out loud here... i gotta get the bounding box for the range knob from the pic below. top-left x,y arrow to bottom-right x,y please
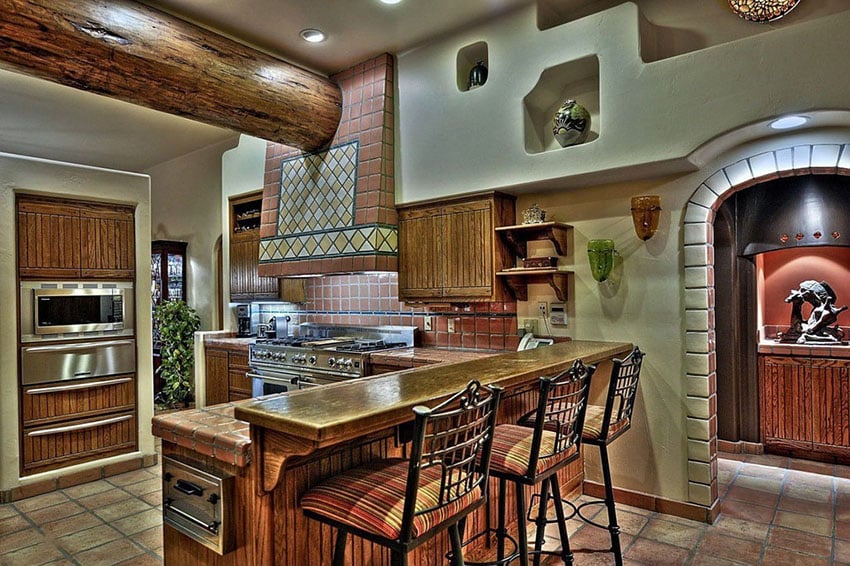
343,358 -> 354,369
308,355 -> 317,365
327,357 -> 336,367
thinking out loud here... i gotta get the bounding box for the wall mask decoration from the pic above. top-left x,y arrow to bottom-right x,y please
630,195 -> 662,241
587,239 -> 616,283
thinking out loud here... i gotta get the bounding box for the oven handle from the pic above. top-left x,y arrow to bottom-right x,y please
246,372 -> 297,384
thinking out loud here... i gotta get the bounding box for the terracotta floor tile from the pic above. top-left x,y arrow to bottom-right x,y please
93,498 -> 152,523
0,513 -> 31,535
116,552 -> 163,565
611,510 -> 651,536
122,478 -> 161,498
689,555 -> 743,566
835,464 -> 850,480
778,495 -> 835,519
739,462 -> 787,481
767,525 -> 833,557
836,519 -> 850,540
26,501 -> 86,525
0,505 -> 18,520
40,511 -> 103,538
107,469 -> 159,487
61,480 -> 113,500
773,510 -> 833,537
131,525 -> 163,552
638,517 -> 704,549
786,469 -> 836,489
0,528 -> 46,553
835,538 -> 850,559
13,492 -> 69,513
719,498 -> 775,524
836,477 -> 850,495
782,483 -> 834,504
761,546 -> 830,566
789,459 -> 836,476
712,515 -> 771,541
725,485 -> 780,507
622,538 -> 689,565
695,529 -> 763,564
0,540 -> 65,565
77,488 -> 132,510
57,524 -> 122,554
73,537 -> 145,564
112,509 -> 162,536
732,474 -> 783,494
140,492 -> 162,507
744,453 -> 789,468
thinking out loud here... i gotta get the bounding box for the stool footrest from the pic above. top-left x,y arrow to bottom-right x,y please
449,528 -> 519,566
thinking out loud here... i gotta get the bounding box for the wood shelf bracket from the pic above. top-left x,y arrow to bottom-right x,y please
495,222 -> 571,258
497,270 -> 570,302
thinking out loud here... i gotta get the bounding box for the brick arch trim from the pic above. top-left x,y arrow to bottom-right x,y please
682,144 -> 850,508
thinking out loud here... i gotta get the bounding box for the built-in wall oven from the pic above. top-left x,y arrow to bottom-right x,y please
20,281 -> 134,342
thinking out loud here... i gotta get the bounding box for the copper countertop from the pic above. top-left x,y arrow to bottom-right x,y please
235,340 -> 632,448
368,347 -> 496,367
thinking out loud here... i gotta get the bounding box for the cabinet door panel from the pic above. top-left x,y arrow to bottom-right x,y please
205,349 -> 230,406
80,206 -> 135,279
759,356 -> 812,445
811,358 -> 850,448
441,200 -> 493,298
230,235 -> 279,301
17,201 -> 81,278
398,207 -> 443,300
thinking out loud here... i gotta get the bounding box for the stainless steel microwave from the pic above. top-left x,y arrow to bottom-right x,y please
20,281 -> 134,342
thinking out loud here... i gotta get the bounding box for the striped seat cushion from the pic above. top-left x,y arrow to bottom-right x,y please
582,404 -> 627,441
489,424 -> 577,478
301,458 -> 480,541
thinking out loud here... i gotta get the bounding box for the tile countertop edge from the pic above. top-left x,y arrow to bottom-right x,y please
757,340 -> 850,358
234,340 -> 633,447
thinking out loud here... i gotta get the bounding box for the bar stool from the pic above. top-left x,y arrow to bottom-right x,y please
300,380 -> 502,566
470,359 -> 595,566
572,346 -> 645,566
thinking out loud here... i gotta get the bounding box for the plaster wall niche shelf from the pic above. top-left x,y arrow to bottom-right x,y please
522,55 -> 600,154
457,41 -> 489,92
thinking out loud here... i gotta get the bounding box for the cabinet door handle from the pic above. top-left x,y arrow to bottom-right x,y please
26,415 -> 132,437
26,377 -> 133,395
21,339 -> 136,353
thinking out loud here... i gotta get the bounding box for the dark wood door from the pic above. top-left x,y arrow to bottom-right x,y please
441,199 -> 493,299
80,204 -> 136,279
811,358 -> 850,449
760,355 -> 812,447
397,206 -> 443,301
17,198 -> 82,278
205,349 -> 230,406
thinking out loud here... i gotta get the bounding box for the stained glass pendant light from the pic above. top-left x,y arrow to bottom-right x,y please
728,0 -> 801,22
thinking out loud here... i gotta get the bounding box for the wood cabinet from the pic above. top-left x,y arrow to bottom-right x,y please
759,354 -> 850,461
206,346 -> 254,404
20,374 -> 138,474
397,192 -> 515,303
17,195 -> 135,280
229,192 -> 305,303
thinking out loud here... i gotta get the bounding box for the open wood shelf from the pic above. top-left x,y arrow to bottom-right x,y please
495,221 -> 572,258
496,268 -> 571,302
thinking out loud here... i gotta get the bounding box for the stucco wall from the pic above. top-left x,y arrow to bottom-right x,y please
0,152 -> 155,492
147,137 -> 239,331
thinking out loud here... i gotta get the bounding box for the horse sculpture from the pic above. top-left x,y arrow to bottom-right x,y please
777,280 -> 848,344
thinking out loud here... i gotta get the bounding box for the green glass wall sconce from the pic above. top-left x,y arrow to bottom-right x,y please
587,239 -> 616,282
631,195 -> 662,241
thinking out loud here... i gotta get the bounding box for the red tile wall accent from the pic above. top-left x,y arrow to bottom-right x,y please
260,53 -> 397,276
298,273 -> 518,351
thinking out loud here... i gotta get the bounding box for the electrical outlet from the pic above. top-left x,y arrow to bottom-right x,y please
447,318 -> 456,333
521,318 -> 538,335
424,316 -> 432,331
537,301 -> 548,318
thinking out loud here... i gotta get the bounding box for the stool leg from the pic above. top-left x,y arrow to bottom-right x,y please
449,523 -> 465,566
497,477 -> 508,562
332,529 -> 347,566
549,477 -> 573,565
599,444 -> 623,566
515,481 -> 530,566
532,477 -> 550,566
390,550 -> 407,566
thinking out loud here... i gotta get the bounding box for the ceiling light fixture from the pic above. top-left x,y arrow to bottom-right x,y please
379,0 -> 403,4
300,28 -> 326,43
728,0 -> 801,23
769,115 -> 808,130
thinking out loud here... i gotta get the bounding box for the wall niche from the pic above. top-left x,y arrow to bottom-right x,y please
456,41 -> 489,92
522,55 -> 599,154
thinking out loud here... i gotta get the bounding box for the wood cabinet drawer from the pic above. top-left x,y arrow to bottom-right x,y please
22,374 -> 136,427
22,411 -> 137,475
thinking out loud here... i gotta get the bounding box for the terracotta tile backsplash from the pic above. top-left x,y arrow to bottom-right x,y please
255,273 -> 518,351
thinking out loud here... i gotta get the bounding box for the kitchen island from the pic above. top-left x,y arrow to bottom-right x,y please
156,339 -> 632,565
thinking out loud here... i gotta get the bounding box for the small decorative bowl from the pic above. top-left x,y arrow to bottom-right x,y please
522,256 -> 558,269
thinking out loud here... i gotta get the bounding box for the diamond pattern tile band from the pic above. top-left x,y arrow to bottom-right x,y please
260,224 -> 398,262
277,141 -> 359,234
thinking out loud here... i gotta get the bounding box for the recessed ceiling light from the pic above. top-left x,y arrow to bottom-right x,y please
380,0 -> 403,4
300,28 -> 326,43
769,115 -> 808,130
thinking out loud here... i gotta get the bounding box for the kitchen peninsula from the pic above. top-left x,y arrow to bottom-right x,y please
154,340 -> 632,565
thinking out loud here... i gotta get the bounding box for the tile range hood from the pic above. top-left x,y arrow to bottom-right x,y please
257,54 -> 398,278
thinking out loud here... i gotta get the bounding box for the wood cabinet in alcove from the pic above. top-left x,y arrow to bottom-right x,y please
397,191 -> 515,303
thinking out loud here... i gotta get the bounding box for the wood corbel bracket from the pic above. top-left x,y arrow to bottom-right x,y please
251,425 -> 317,494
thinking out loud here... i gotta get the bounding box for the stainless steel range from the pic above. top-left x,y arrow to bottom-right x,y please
248,324 -> 417,396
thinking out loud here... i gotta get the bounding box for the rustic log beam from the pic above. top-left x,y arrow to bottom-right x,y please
0,0 -> 342,152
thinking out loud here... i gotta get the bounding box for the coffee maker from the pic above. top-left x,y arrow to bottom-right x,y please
236,304 -> 252,337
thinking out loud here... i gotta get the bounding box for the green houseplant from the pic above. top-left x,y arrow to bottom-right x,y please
153,300 -> 201,408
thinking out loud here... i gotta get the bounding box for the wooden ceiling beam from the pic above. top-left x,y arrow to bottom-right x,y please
0,0 -> 342,152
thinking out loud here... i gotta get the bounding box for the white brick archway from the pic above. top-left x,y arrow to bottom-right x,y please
682,144 -> 850,509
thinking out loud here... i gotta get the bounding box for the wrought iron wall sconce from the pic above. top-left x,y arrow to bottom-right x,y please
631,195 -> 662,241
587,239 -> 616,283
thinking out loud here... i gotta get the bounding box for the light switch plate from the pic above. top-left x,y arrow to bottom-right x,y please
424,316 -> 432,331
